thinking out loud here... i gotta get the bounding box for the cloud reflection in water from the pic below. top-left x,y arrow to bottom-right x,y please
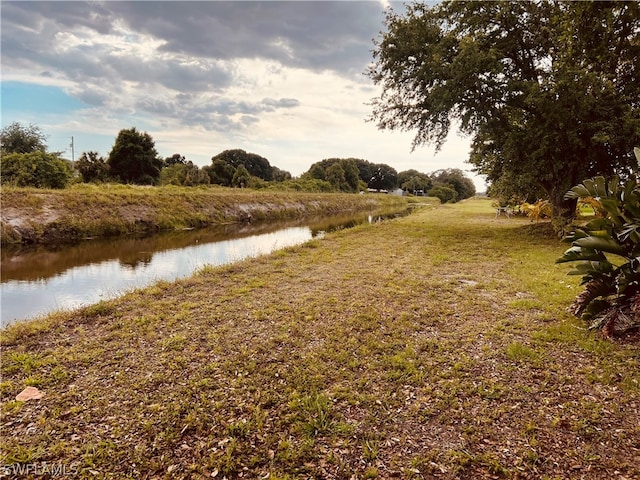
1,226 -> 313,327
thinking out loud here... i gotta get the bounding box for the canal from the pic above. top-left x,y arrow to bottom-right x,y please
1,209 -> 407,327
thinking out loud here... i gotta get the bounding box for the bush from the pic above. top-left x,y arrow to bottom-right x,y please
428,185 -> 458,204
0,151 -> 73,189
0,122 -> 47,154
267,178 -> 334,192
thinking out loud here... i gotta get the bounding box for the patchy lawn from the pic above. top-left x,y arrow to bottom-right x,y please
1,198 -> 638,479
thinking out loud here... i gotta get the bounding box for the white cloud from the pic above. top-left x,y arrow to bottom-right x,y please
1,1 -> 486,191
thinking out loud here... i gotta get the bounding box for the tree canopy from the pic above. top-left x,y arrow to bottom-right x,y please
398,169 -> 433,194
368,163 -> 398,191
304,158 -> 363,192
107,127 -> 163,185
0,122 -> 48,154
0,122 -> 73,188
231,164 -> 251,188
369,0 -> 640,228
76,151 -> 110,183
208,149 -> 292,186
304,158 -> 402,192
431,168 -> 476,200
160,160 -> 210,186
211,149 -> 274,182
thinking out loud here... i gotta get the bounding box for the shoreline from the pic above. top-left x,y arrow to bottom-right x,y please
1,185 -> 407,245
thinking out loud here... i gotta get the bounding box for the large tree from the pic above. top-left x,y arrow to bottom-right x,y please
304,158 -> 362,192
431,168 -> 476,201
398,169 -> 433,194
369,163 -> 398,191
1,122 -> 48,154
211,149 -> 273,181
76,151 -> 110,183
108,127 -> 163,185
204,158 -> 236,186
369,1 -> 640,229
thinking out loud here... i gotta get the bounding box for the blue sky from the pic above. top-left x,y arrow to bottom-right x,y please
1,81 -> 117,157
2,82 -> 86,115
1,1 -> 485,190
1,81 -> 151,158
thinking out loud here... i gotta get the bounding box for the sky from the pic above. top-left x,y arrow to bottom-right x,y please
1,0 -> 486,191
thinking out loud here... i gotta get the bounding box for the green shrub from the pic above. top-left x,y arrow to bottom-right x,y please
428,185 -> 458,204
0,151 -> 73,189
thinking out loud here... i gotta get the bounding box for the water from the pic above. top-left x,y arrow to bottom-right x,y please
1,210 -> 406,327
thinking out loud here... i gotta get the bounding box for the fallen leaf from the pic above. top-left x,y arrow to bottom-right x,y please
15,386 -> 44,401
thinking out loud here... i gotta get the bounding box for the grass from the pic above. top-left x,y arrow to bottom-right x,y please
0,184 -> 407,245
1,197 -> 639,479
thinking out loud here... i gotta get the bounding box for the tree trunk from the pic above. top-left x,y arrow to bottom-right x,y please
549,187 -> 577,237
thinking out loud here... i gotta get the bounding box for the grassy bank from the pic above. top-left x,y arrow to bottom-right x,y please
1,198 -> 638,479
0,184 -> 407,245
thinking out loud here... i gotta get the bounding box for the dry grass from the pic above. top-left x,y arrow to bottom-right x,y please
0,184 -> 406,244
1,198 -> 638,479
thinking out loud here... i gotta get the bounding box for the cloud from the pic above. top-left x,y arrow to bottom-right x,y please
2,1 -> 388,81
261,97 -> 300,110
108,1 -> 387,75
0,1 -> 343,135
1,1 -> 483,189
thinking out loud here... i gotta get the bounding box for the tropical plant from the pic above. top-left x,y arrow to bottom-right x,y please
556,148 -> 640,335
521,200 -> 552,222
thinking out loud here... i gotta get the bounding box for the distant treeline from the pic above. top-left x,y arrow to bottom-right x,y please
1,123 -> 476,202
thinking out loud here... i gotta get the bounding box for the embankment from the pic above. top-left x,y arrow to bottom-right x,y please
0,185 -> 407,245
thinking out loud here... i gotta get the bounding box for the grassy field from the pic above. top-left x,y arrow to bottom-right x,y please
1,198 -> 638,479
0,184 -> 407,245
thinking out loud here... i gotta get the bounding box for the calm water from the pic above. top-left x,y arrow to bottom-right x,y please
1,210 -> 406,327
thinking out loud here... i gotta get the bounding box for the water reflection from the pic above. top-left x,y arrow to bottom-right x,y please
1,209 -> 408,326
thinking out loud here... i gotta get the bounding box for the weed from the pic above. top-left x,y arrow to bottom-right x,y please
385,347 -> 424,384
1,400 -> 23,415
79,300 -> 115,319
363,466 -> 378,478
478,452 -> 510,476
506,342 -> 541,363
2,443 -> 44,464
162,334 -> 188,351
4,352 -> 42,375
290,393 -> 337,438
362,437 -> 379,461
